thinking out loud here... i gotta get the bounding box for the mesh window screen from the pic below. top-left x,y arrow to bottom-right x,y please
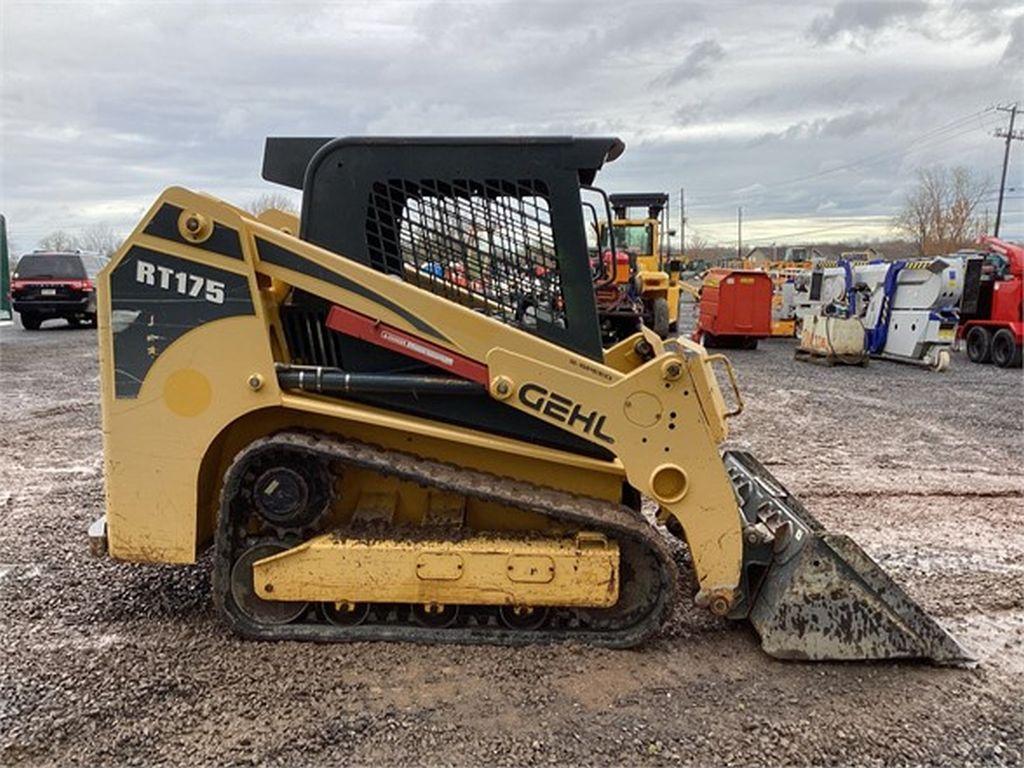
366,179 -> 567,330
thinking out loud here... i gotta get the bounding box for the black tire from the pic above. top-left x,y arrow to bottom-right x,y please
85,313 -> 98,328
652,297 -> 670,338
742,336 -> 759,350
700,331 -> 718,349
965,326 -> 992,364
20,313 -> 41,331
991,328 -> 1023,368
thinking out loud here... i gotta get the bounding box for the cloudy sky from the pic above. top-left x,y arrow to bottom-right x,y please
1,0 -> 1022,253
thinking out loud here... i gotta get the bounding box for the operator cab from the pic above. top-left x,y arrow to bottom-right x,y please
262,136 -> 628,362
260,136 -> 632,458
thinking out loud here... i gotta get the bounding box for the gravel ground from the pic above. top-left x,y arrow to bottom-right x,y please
1,312 -> 1022,767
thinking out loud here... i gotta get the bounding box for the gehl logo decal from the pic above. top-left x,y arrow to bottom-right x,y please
518,383 -> 615,444
136,259 -> 226,304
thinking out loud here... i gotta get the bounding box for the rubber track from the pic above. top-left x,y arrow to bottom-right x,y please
212,431 -> 679,648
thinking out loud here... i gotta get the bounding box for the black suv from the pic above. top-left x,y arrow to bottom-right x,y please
11,251 -> 104,329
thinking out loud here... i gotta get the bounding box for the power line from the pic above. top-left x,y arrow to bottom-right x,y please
688,106 -> 1001,204
747,107 -> 994,192
681,110 -> 1008,244
707,117 -> 1000,206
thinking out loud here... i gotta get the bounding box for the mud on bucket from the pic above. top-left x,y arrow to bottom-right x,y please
724,451 -> 972,665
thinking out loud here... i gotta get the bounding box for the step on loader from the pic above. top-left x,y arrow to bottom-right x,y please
91,136 -> 969,663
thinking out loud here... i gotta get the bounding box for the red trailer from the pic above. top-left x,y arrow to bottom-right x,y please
691,268 -> 773,349
958,236 -> 1023,368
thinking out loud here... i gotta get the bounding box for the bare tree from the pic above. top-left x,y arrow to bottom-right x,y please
37,230 -> 79,252
78,223 -> 123,257
894,166 -> 988,255
245,192 -> 299,216
36,224 -> 123,258
687,233 -> 712,260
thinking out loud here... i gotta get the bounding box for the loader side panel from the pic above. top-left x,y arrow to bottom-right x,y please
98,195 -> 278,562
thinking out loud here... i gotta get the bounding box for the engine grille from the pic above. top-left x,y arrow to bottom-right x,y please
280,303 -> 343,368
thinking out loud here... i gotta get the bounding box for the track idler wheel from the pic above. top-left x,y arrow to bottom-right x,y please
230,543 -> 309,625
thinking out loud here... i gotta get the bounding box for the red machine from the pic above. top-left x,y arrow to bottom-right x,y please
958,235 -> 1023,368
691,268 -> 773,349
592,249 -> 643,345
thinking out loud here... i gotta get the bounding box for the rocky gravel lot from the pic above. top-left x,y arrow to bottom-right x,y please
1,314 -> 1022,767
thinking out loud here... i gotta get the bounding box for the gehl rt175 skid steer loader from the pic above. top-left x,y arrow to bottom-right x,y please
90,137 -> 969,663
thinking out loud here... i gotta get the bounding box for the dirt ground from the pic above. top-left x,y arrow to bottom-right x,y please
1,314 -> 1022,767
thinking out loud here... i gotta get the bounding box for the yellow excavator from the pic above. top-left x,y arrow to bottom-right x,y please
90,136 -> 967,663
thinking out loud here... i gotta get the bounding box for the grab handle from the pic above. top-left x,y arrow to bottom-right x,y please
704,354 -> 744,418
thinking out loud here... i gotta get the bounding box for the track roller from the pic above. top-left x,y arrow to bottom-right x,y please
499,605 -> 550,631
412,603 -> 460,629
322,601 -> 371,627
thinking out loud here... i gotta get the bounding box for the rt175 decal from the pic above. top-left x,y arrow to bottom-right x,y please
136,259 -> 225,304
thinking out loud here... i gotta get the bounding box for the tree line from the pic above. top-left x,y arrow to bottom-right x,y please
28,194 -> 300,260
892,166 -> 990,255
36,223 -> 124,258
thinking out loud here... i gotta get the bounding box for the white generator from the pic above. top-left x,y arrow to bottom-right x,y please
796,314 -> 868,366
793,256 -> 974,371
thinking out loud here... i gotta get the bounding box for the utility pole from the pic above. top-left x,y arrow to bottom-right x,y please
737,206 -> 743,261
664,194 -> 671,262
994,103 -> 1023,237
680,187 -> 686,257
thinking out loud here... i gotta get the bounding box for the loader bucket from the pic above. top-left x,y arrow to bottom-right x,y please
724,451 -> 972,665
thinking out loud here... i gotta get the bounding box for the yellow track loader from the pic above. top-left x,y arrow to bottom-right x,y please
91,136 -> 968,663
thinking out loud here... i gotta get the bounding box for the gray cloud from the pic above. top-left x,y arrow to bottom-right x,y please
757,109 -> 897,143
0,0 -> 1020,249
652,40 -> 725,87
808,1 -> 928,45
1003,12 -> 1024,64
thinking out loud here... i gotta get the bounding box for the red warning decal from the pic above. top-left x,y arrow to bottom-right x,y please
325,305 -> 489,385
